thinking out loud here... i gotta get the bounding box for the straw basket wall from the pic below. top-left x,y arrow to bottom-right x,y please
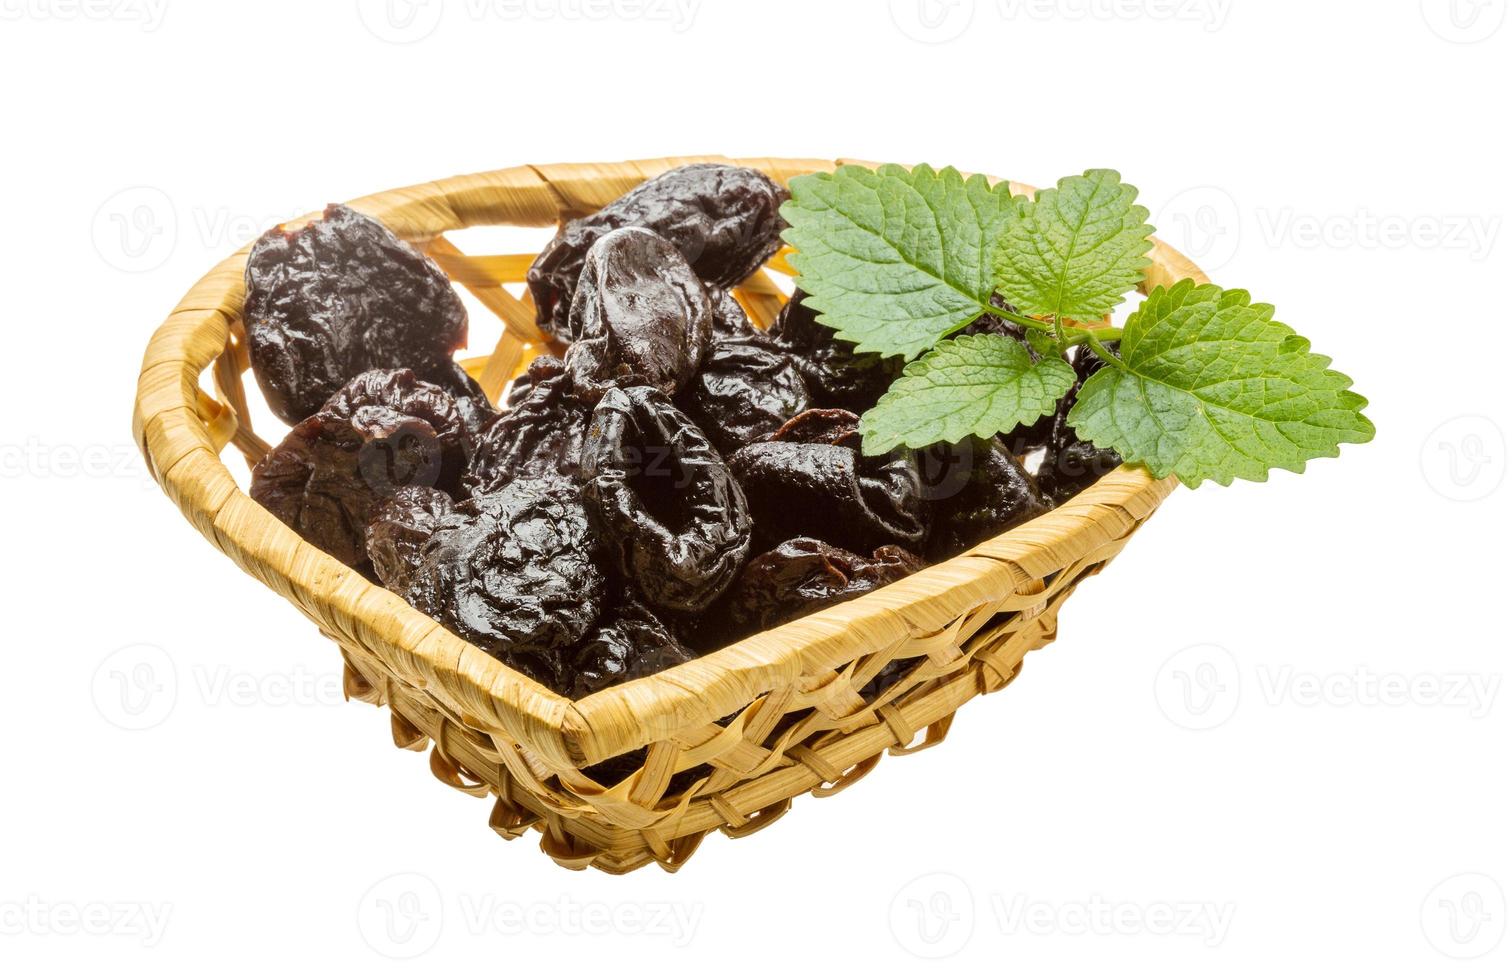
132,156 -> 1192,873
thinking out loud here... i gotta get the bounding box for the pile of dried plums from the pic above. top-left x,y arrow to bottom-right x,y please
244,165 -> 1120,702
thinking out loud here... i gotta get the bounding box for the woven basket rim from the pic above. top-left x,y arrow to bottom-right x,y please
133,156 -> 1189,766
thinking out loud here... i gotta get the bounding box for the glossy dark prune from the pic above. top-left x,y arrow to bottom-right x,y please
766,290 -> 902,412
528,164 -> 788,340
678,335 -> 810,453
1037,344 -> 1124,504
729,428 -> 927,554
244,204 -> 472,425
405,480 -> 604,685
465,356 -> 591,492
564,227 -> 713,406
923,437 -> 1048,562
708,288 -> 758,340
581,386 -> 752,614
430,360 -> 501,440
560,594 -> 699,700
365,485 -> 455,590
250,369 -> 473,572
718,536 -> 925,640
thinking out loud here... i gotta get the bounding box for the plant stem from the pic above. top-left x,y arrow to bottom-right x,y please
978,302 -> 1045,334
979,302 -> 1125,365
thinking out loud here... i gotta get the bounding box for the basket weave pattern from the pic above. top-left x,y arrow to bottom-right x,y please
133,156 -> 1190,873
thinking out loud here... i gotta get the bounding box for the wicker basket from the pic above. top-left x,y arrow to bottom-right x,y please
133,156 -> 1193,874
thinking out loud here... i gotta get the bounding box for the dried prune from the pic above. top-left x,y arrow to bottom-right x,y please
430,360 -> 500,440
766,290 -> 903,412
250,369 -> 473,572
1037,344 -> 1124,504
581,386 -> 751,614
678,335 -> 810,453
466,355 -> 591,492
718,537 -> 925,640
729,430 -> 927,554
923,437 -> 1048,562
365,485 -> 455,590
563,227 -> 713,406
708,288 -> 757,340
244,204 -> 471,425
560,593 -> 699,700
405,480 -> 604,684
528,164 -> 788,339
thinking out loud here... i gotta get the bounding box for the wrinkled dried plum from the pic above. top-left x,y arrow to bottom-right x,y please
430,360 -> 500,439
766,290 -> 902,412
561,593 -> 699,700
708,287 -> 757,340
250,369 -> 473,572
528,164 -> 788,339
244,204 -> 471,425
678,335 -> 810,453
729,431 -> 927,554
466,356 -> 591,492
563,227 -> 713,406
581,386 -> 751,614
405,480 -> 604,684
923,437 -> 1048,561
718,537 -> 924,639
365,485 -> 455,590
1037,344 -> 1124,504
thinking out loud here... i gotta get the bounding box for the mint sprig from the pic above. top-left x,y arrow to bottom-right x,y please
1067,282 -> 1375,488
993,169 -> 1152,327
859,334 -> 1077,454
779,164 -> 1017,360
780,163 -> 1374,489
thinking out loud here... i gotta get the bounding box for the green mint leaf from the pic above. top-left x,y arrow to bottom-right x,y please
859,333 -> 1077,454
780,163 -> 1018,360
993,168 -> 1153,324
1067,281 -> 1375,488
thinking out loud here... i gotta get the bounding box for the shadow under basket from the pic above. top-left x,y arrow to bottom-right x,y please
132,156 -> 1192,873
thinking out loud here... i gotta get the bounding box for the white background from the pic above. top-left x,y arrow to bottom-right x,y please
1,0 -> 1508,975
